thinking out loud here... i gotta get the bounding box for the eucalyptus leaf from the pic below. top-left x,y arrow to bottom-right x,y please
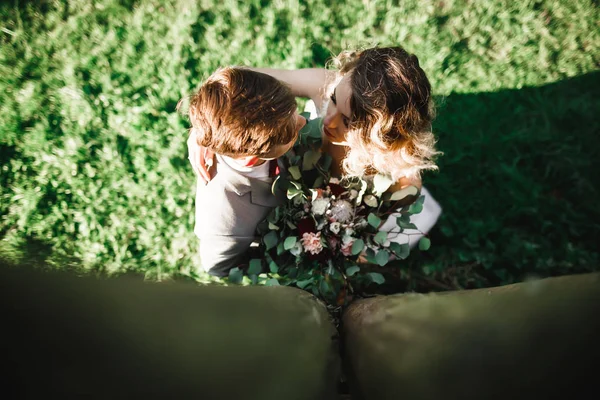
390,186 -> 419,201
286,187 -> 302,200
265,278 -> 280,286
321,154 -> 332,172
367,272 -> 385,284
368,213 -> 382,228
248,259 -> 262,275
269,261 -> 279,273
296,279 -> 313,289
373,174 -> 393,195
228,267 -> 243,284
419,237 -> 431,251
250,274 -> 258,285
302,149 -> 321,171
345,265 -> 360,276
374,231 -> 388,245
268,222 -> 280,231
288,165 -> 302,180
319,278 -> 331,294
365,248 -> 377,264
396,217 -> 418,230
363,195 -> 378,208
286,221 -> 297,229
313,175 -> 324,188
389,242 -> 410,259
375,249 -> 389,266
276,242 -> 285,256
351,239 -> 364,255
284,236 -> 297,250
264,231 -> 279,250
408,195 -> 425,214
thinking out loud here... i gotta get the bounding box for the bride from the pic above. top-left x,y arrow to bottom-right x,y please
189,46 -> 442,248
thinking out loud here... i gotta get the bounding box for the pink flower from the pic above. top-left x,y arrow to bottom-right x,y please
341,241 -> 354,256
301,232 -> 323,255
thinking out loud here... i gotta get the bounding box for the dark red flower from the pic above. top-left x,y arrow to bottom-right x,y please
328,183 -> 345,197
297,217 -> 316,236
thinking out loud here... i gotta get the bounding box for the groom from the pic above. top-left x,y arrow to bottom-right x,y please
185,67 -> 306,277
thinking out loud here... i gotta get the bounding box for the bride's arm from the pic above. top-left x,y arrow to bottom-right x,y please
250,68 -> 336,111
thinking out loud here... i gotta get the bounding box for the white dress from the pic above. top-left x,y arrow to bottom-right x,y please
304,100 -> 442,249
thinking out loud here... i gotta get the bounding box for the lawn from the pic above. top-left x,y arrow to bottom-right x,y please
1,0 -> 599,290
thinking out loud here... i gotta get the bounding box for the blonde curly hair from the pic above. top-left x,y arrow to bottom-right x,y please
329,47 -> 441,181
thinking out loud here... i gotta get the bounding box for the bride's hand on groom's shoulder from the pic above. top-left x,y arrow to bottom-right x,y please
187,130 -> 215,185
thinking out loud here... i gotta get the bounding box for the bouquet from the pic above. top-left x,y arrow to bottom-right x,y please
228,117 -> 430,305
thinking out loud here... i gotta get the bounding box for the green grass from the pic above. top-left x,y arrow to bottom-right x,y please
1,0 -> 599,289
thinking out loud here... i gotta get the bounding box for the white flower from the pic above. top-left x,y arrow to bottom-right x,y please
301,232 -> 323,255
290,241 -> 303,256
330,199 -> 354,223
349,189 -> 358,200
311,197 -> 330,215
330,222 -> 341,234
344,227 -> 355,236
342,235 -> 355,245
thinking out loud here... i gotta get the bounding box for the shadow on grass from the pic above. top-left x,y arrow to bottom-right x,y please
392,71 -> 600,293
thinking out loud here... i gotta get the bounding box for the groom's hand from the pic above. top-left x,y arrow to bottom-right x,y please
187,130 -> 215,185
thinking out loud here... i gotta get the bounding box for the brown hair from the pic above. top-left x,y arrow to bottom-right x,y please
184,67 -> 297,157
332,47 -> 441,180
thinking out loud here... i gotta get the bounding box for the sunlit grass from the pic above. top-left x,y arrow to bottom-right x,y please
1,0 -> 598,289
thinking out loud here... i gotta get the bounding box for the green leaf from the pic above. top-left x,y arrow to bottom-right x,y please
389,242 -> 410,259
286,187 -> 303,200
419,237 -> 431,251
346,265 -> 360,276
368,213 -> 381,228
286,221 -> 297,229
375,249 -> 389,266
374,231 -> 388,245
288,165 -> 301,180
319,278 -> 331,294
276,242 -> 285,256
267,207 -> 280,224
321,154 -> 332,172
284,236 -> 297,250
390,186 -> 419,201
351,239 -> 364,255
228,267 -> 243,284
249,274 -> 258,285
363,195 -> 378,208
268,222 -> 279,231
269,261 -> 279,273
373,173 -> 393,195
265,278 -> 280,286
396,217 -> 418,230
408,195 -> 425,214
365,248 -> 377,264
300,117 -> 323,139
271,176 -> 288,196
296,279 -> 313,289
248,259 -> 262,275
302,149 -> 321,171
313,175 -> 324,188
264,231 -> 279,250
367,272 -> 385,284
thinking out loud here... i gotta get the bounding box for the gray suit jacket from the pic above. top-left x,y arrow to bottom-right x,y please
194,159 -> 282,277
